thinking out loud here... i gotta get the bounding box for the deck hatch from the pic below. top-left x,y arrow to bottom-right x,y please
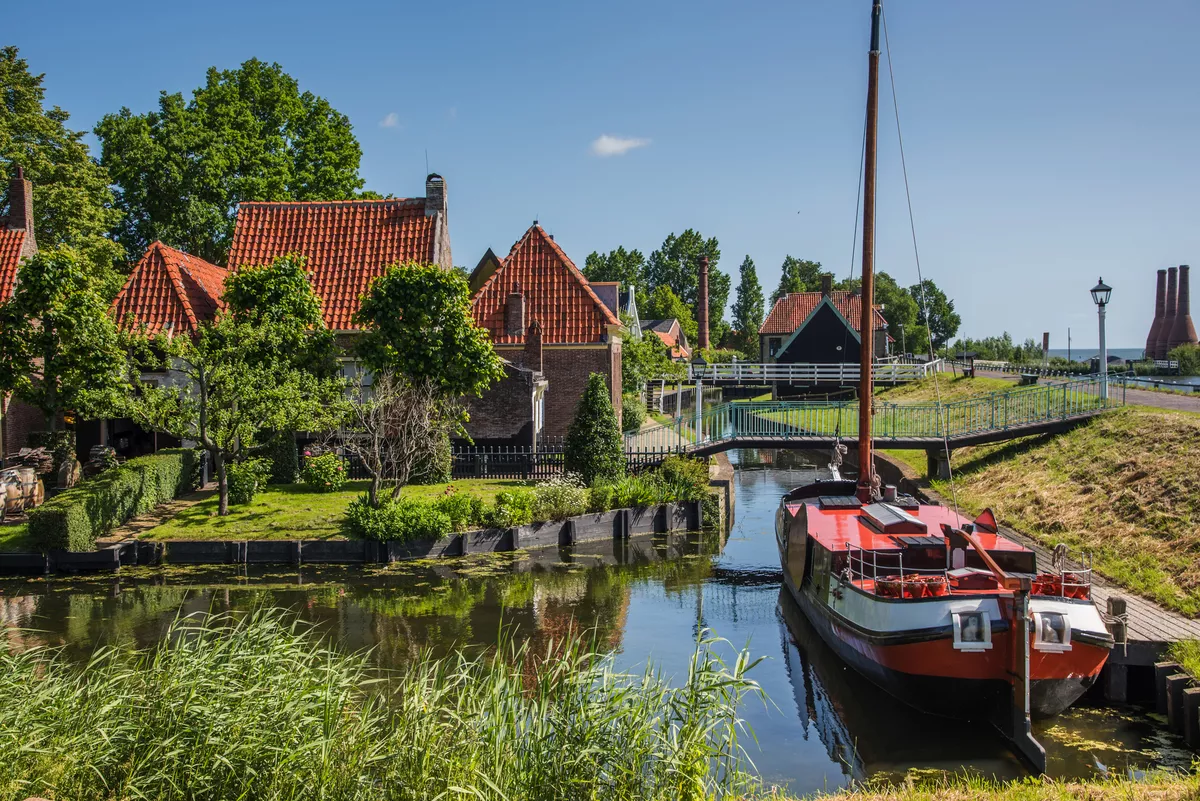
860,502 -> 928,534
818,496 -> 863,510
894,535 -> 943,548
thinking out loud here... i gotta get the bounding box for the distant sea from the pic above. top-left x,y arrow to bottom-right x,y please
1047,347 -> 1145,361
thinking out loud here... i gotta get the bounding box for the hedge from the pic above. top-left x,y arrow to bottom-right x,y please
28,448 -> 201,552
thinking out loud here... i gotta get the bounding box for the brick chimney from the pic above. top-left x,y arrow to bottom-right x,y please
1167,264 -> 1197,352
1158,267 -> 1178,359
820,273 -> 833,297
1146,269 -> 1167,359
523,319 -> 543,373
697,255 -> 710,350
5,164 -> 37,259
505,289 -> 525,338
424,173 -> 446,217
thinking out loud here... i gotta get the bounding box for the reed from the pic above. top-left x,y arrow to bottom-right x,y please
0,608 -> 765,801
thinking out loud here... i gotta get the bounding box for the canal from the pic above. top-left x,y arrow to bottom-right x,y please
0,450 -> 1192,795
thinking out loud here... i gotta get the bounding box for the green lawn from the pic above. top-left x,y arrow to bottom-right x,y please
145,479 -> 527,541
874,375 -> 1014,402
0,521 -> 32,552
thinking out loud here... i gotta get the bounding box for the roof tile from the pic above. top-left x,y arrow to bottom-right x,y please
111,242 -> 228,335
227,199 -> 436,330
471,225 -> 620,344
760,291 -> 888,335
0,229 -> 26,302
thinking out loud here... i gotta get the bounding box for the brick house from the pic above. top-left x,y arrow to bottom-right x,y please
759,276 -> 889,364
0,166 -> 46,460
470,224 -> 623,439
642,318 -> 691,360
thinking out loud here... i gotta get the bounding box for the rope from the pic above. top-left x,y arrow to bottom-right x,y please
881,6 -> 961,519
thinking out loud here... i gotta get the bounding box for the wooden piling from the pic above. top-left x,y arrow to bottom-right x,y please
1166,674 -> 1192,733
1183,687 -> 1200,748
1154,661 -> 1180,715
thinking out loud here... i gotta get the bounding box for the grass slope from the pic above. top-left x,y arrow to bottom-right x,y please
145,479 -> 525,541
875,375 -> 1014,402
922,406 -> 1200,616
802,774 -> 1200,801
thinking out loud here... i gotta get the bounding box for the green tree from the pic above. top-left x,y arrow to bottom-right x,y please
0,247 -> 127,433
96,58 -> 366,265
564,373 -> 625,485
122,273 -> 345,516
910,278 -> 961,352
0,47 -> 124,295
621,317 -> 685,393
730,256 -> 764,356
771,256 -> 823,303
645,230 -> 728,329
641,285 -> 699,344
583,247 -> 646,296
355,262 -> 504,395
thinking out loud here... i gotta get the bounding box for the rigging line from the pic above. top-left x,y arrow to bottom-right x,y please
882,6 -> 961,517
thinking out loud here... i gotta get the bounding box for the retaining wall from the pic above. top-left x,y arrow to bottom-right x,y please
0,500 -> 701,576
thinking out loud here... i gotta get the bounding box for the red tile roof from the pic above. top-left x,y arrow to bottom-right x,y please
652,330 -> 691,360
227,199 -> 437,330
0,229 -> 27,302
112,242 -> 228,335
760,291 -> 888,336
472,225 -> 621,345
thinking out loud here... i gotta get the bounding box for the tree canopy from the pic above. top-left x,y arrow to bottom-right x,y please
0,47 -> 124,295
910,278 -> 962,352
645,230 -> 728,331
583,247 -> 646,297
0,247 -> 128,431
771,256 -> 823,304
96,58 -> 366,265
730,256 -> 764,356
355,262 -> 504,398
641,285 -> 698,345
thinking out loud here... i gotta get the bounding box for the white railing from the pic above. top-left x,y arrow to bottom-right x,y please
686,359 -> 944,384
845,543 -> 949,598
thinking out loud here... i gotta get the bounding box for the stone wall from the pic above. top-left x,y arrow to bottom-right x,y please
1,396 -> 46,459
541,345 -> 621,438
463,362 -> 538,446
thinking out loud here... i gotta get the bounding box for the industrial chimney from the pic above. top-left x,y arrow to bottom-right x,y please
1146,269 -> 1167,359
1157,267 -> 1178,360
1166,264 -> 1197,353
697,255 -> 710,350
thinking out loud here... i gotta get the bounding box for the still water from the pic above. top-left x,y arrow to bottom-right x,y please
0,451 -> 1192,795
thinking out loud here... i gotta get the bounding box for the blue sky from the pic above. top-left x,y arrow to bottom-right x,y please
10,0 -> 1200,348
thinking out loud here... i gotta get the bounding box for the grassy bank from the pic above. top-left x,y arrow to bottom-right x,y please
875,375 -> 1013,402
0,609 -> 764,801
145,479 -> 523,541
802,774 -> 1200,800
905,405 -> 1200,616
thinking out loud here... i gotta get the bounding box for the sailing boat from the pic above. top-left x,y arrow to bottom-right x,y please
774,0 -> 1111,772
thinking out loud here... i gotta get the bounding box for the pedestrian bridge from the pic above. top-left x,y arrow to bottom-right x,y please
627,376 -> 1123,473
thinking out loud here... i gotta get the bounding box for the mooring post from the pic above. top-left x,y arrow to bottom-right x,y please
1155,661 -> 1180,715
1183,688 -> 1200,748
1167,674 -> 1193,733
1008,579 -> 1047,773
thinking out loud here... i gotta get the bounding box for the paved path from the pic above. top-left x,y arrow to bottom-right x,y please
974,369 -> 1200,414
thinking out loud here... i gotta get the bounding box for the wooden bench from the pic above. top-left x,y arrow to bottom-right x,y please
1018,373 -> 1040,386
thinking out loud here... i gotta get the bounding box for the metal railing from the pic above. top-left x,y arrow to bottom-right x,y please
845,543 -> 949,598
684,359 -> 945,384
630,375 -> 1122,452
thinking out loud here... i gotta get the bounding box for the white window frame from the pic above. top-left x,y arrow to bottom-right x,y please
1032,611 -> 1072,653
952,610 -> 993,652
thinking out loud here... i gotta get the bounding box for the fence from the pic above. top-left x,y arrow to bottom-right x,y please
682,359 -> 945,385
630,375 -> 1122,451
332,440 -> 680,481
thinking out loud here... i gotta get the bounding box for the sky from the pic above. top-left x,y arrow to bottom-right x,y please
9,0 -> 1200,349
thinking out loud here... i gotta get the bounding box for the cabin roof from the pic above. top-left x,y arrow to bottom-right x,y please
787,501 -> 1031,555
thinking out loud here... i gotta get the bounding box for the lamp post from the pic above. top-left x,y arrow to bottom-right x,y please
691,356 -> 708,443
1091,278 -> 1112,401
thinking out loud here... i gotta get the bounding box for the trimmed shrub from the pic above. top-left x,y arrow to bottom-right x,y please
227,458 -> 271,506
412,432 -> 453,485
261,430 -> 299,484
343,496 -> 452,542
564,373 -> 625,486
28,448 -> 200,552
656,455 -> 710,501
434,490 -> 485,532
300,452 -> 347,493
532,475 -> 588,521
621,393 -> 647,433
486,488 -> 536,528
587,483 -> 617,513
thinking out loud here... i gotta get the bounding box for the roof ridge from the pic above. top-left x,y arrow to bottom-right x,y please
237,198 -> 419,208
531,226 -> 621,327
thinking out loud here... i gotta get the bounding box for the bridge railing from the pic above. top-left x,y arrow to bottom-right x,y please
630,375 -> 1121,451
684,359 -> 945,384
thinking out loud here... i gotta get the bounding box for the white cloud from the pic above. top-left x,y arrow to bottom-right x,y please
590,134 -> 650,157
379,112 -> 400,129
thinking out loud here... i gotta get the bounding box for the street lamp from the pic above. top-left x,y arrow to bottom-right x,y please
1091,278 -> 1112,401
690,356 -> 708,443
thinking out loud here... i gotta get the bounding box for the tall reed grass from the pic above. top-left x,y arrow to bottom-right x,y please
0,609 -> 766,801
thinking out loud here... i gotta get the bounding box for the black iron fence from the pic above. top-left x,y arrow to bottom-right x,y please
326,441 -> 679,482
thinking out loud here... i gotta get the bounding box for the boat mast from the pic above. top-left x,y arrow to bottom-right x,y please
857,0 -> 883,503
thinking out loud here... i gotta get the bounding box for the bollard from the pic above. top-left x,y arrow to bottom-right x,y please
1184,687 -> 1200,748
1167,674 -> 1193,733
1155,662 -> 1180,715
1103,663 -> 1128,704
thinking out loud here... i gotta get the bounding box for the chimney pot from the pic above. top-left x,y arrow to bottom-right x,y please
5,164 -> 37,259
424,173 -> 446,218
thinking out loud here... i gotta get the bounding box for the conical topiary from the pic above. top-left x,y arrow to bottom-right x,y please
564,373 -> 625,486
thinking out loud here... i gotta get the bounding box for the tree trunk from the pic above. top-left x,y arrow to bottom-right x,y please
214,450 -> 229,516
369,472 -> 381,508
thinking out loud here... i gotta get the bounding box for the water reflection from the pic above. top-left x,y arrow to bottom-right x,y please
0,450 -> 1193,796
